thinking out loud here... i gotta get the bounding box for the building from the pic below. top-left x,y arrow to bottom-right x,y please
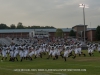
0,28 -> 71,39
72,24 -> 87,39
72,24 -> 96,41
0,25 -> 97,41
29,30 -> 49,38
86,28 -> 96,41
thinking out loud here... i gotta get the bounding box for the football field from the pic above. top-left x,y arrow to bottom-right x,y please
0,50 -> 100,75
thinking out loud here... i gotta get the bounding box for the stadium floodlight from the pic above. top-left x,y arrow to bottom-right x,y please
79,4 -> 89,43
79,4 -> 89,8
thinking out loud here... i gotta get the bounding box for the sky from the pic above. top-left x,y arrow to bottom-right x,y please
0,0 -> 100,28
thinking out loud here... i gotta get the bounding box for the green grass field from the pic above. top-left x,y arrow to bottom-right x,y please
0,50 -> 100,75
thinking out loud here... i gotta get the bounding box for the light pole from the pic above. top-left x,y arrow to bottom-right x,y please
79,4 -> 88,43
90,22 -> 92,41
79,4 -> 85,42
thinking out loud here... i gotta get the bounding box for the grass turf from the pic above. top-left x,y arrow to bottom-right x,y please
0,50 -> 100,75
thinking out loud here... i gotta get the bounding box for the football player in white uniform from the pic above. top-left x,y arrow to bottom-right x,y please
63,47 -> 69,61
1,45 -> 7,61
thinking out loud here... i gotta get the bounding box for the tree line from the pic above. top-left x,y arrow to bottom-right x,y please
0,22 -> 56,29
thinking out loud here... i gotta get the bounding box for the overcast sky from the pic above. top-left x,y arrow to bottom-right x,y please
0,0 -> 100,28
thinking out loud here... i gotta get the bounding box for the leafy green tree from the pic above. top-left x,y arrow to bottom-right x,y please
44,26 -> 55,29
0,23 -> 56,29
29,26 -> 40,29
27,26 -> 31,29
55,28 -> 63,37
10,24 -> 16,29
69,30 -> 76,37
96,25 -> 100,40
0,23 -> 9,29
17,22 -> 24,29
25,25 -> 56,29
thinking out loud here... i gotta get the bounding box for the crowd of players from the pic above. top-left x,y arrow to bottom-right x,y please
0,37 -> 100,62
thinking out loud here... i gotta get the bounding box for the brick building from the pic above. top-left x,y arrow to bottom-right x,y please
0,25 -> 97,41
86,28 -> 96,41
0,28 -> 71,38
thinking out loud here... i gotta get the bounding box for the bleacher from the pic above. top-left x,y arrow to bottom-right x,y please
0,38 -> 11,46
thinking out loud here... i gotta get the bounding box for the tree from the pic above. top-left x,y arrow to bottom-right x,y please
44,26 -> 55,29
69,30 -> 76,37
25,25 -> 56,29
10,24 -> 16,29
30,26 -> 41,29
96,25 -> 100,40
16,22 -> 24,29
25,25 -> 31,29
55,28 -> 63,37
0,23 -> 9,29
